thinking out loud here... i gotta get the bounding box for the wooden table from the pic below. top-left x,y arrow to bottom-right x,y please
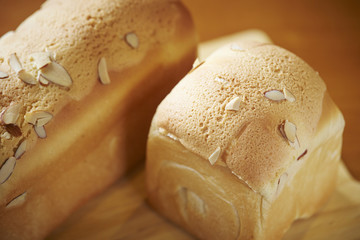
1,1 -> 360,239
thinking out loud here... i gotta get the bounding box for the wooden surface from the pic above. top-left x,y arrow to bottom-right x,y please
45,162 -> 360,240
1,1 -> 360,239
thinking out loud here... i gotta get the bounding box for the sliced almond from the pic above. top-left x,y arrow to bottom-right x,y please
124,32 -> 139,49
208,147 -> 221,165
189,59 -> 204,74
34,125 -> 47,139
230,43 -> 245,51
17,70 -> 37,85
166,132 -> 178,141
24,111 -> 53,126
8,53 -> 23,73
98,57 -> 111,85
37,73 -> 49,86
0,71 -> 9,79
1,103 -> 21,125
225,96 -> 241,111
0,157 -> 16,184
40,62 -> 72,87
283,88 -> 295,102
264,90 -> 286,101
192,58 -> 201,68
279,121 -> 300,149
6,192 -> 27,209
15,140 -> 27,159
30,52 -> 52,69
1,131 -> 11,140
4,124 -> 22,137
284,120 -> 297,143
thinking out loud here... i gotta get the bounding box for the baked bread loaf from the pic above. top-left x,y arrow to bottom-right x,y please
146,41 -> 345,239
0,0 -> 196,239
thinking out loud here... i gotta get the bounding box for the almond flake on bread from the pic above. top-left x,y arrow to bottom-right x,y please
225,96 -> 241,111
6,192 -> 27,209
98,57 -> 111,85
0,71 -> 9,79
208,147 -> 221,165
0,157 -> 16,184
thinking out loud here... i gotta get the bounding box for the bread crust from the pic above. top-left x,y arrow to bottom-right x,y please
154,42 -> 328,200
0,0 -> 196,239
147,42 -> 345,239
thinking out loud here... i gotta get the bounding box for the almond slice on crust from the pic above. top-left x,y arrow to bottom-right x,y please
40,62 -> 72,87
0,157 -> 16,184
208,147 -> 221,165
98,57 -> 111,85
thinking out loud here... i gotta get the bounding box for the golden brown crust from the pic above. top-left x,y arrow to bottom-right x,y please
154,42 -> 327,199
0,0 -> 196,239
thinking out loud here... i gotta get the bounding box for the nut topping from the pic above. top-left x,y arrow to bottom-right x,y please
30,52 -> 52,69
1,103 -> 21,125
40,62 -> 72,87
8,53 -> 23,73
0,157 -> 16,184
6,192 -> 27,209
0,71 -> 9,79
37,73 -> 49,86
279,120 -> 299,148
25,111 -> 53,126
264,90 -> 286,101
189,59 -> 204,74
225,96 -> 241,111
208,147 -> 221,165
284,120 -> 297,143
34,125 -> 47,139
15,140 -> 27,159
98,57 -> 111,85
125,32 -> 139,49
1,131 -> 11,140
283,88 -> 295,102
18,70 -> 37,85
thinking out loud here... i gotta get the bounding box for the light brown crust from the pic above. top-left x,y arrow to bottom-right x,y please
155,42 -> 327,199
0,0 -> 194,159
0,0 -> 196,239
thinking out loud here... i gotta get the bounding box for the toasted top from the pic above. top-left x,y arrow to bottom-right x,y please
0,0 -> 194,166
154,42 -> 327,200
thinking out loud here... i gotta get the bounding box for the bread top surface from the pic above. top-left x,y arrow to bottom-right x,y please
154,41 -> 328,200
0,0 -> 195,165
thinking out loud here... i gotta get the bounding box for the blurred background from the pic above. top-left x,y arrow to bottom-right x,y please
1,0 -> 359,179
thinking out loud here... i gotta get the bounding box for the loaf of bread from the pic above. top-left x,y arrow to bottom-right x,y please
146,41 -> 345,239
0,0 -> 196,239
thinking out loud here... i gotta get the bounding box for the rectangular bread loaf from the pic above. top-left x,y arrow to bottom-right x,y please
0,0 -> 196,239
146,41 -> 345,239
